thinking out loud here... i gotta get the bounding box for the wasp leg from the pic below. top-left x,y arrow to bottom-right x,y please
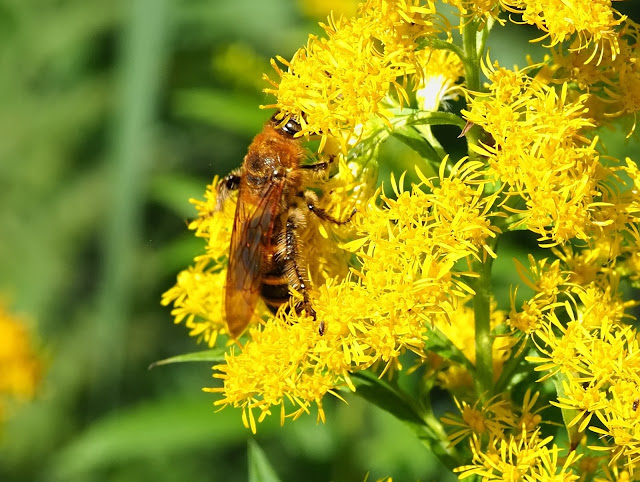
302,190 -> 357,225
282,209 -> 323,334
301,154 -> 335,177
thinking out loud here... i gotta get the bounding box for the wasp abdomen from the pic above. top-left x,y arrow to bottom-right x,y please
260,263 -> 290,313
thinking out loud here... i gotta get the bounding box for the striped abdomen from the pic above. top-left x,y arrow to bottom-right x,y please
260,253 -> 290,314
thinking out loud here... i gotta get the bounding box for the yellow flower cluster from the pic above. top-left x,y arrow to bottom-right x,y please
263,0 -> 443,150
457,426 -> 581,480
464,60 -> 606,246
0,303 -> 41,427
530,293 -> 640,474
161,176 -> 235,346
164,0 -> 640,477
208,158 -> 500,431
504,236 -> 640,475
444,390 -> 580,479
549,19 -> 640,133
501,0 -> 625,61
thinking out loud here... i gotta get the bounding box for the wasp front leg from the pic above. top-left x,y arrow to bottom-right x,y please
301,154 -> 336,181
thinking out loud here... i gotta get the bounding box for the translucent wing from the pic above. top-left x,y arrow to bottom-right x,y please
225,175 -> 284,338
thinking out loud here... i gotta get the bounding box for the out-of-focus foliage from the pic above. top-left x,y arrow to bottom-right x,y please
1,0 -> 638,481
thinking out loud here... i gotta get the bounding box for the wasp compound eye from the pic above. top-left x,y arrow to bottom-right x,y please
281,118 -> 302,137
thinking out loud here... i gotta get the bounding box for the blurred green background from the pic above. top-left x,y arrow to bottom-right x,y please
1,1 -> 639,481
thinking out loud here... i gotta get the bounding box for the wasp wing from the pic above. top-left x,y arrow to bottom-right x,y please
225,176 -> 284,338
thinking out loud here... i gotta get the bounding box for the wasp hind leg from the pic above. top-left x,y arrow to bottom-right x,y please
281,209 -> 325,335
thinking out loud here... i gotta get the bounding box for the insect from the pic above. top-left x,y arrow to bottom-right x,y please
633,398 -> 639,412
217,113 -> 355,338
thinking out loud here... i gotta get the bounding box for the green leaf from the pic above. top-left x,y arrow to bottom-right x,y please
349,371 -> 458,469
148,348 -> 227,369
390,109 -> 467,130
391,128 -> 442,164
424,328 -> 474,373
553,372 -> 583,450
350,371 -> 426,429
248,439 -> 281,482
48,396 -> 276,480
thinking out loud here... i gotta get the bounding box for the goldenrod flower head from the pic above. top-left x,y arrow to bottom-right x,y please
441,0 -> 503,26
204,157 -> 507,430
263,0 -> 441,151
161,177 -> 237,343
455,426 -> 581,480
545,21 -> 640,135
164,0 -> 640,476
525,279 -> 640,474
442,395 -> 514,446
501,0 -> 626,64
0,303 -> 42,427
464,60 -> 606,246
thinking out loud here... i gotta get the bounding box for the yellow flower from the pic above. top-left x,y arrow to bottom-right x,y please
161,177 -> 238,343
464,60 -> 605,246
205,157 -> 505,430
455,426 -> 581,480
263,0 -> 441,151
547,20 -> 640,135
501,0 -> 626,63
0,303 -> 42,427
441,0 -> 503,25
441,395 -> 514,446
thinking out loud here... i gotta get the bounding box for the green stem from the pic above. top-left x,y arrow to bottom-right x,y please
461,18 -> 480,92
472,246 -> 496,400
460,11 -> 484,162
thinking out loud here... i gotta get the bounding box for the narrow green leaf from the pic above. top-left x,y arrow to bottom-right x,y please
553,373 -> 583,450
390,109 -> 467,130
349,371 -> 458,468
350,371 -> 426,429
148,348 -> 227,369
248,439 -> 281,482
424,328 -> 474,373
48,396 -> 277,480
391,128 -> 442,164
